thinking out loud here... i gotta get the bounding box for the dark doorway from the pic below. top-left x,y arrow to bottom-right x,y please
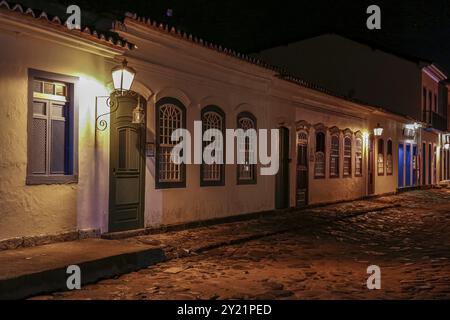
109,92 -> 146,232
275,127 -> 290,209
422,142 -> 426,185
295,130 -> 308,208
428,144 -> 432,185
368,135 -> 375,195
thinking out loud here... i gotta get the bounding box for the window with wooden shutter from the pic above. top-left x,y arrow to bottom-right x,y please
378,139 -> 385,176
330,134 -> 340,178
27,70 -> 78,185
201,106 -> 225,186
314,131 -> 326,179
237,112 -> 257,185
386,139 -> 393,175
355,135 -> 363,177
343,135 -> 352,177
155,97 -> 187,189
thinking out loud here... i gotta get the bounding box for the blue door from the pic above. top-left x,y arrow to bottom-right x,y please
405,144 -> 411,187
398,144 -> 404,188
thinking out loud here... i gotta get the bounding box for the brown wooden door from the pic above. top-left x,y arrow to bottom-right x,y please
296,131 -> 308,207
368,135 -> 375,195
109,93 -> 146,232
276,127 -> 290,209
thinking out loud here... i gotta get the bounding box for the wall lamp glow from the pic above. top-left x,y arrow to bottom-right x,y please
373,123 -> 384,137
112,59 -> 136,94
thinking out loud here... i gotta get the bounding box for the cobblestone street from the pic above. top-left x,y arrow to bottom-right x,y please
34,189 -> 450,300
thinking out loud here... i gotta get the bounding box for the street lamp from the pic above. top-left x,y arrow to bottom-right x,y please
373,123 -> 384,137
111,59 -> 136,93
132,96 -> 145,124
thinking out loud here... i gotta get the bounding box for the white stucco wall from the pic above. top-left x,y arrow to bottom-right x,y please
0,21 -> 118,240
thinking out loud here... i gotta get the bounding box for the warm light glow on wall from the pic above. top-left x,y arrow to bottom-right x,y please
77,76 -> 110,136
363,131 -> 369,146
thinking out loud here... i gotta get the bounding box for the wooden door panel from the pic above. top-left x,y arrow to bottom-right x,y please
109,94 -> 145,232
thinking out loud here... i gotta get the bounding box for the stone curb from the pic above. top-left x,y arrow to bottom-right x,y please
0,247 -> 166,300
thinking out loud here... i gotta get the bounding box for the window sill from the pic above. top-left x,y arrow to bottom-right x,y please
237,180 -> 257,185
155,181 -> 186,190
26,175 -> 78,186
201,181 -> 226,187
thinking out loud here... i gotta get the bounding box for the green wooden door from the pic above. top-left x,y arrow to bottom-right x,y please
109,93 -> 145,232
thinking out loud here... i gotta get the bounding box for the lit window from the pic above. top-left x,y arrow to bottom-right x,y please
378,139 -> 385,175
330,134 -> 340,178
237,112 -> 257,184
386,139 -> 393,175
355,135 -> 363,177
314,131 -> 326,178
201,106 -> 225,186
156,98 -> 186,188
343,135 -> 352,177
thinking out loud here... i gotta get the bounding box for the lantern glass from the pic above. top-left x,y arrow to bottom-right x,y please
373,124 -> 383,137
132,105 -> 145,124
112,60 -> 136,92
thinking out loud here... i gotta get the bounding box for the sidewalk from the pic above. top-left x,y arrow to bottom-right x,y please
0,197 -> 398,299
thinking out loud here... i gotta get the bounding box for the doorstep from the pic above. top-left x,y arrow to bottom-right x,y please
0,238 -> 166,300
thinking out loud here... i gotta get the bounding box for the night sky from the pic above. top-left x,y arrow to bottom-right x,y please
17,0 -> 450,71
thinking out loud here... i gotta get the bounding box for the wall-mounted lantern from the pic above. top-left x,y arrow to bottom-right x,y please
373,123 -> 384,137
404,124 -> 416,139
444,134 -> 450,150
95,59 -> 139,133
111,59 -> 136,94
132,96 -> 145,124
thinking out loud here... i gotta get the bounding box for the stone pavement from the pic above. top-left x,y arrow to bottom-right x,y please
32,188 -> 450,300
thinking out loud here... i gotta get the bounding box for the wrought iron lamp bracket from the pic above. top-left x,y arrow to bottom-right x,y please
95,95 -> 120,132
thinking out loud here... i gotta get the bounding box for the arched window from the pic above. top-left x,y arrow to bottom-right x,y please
330,133 -> 340,178
237,112 -> 257,184
314,131 -> 326,178
201,106 -> 225,186
377,138 -> 385,176
386,139 -> 393,175
343,135 -> 352,177
355,134 -> 363,177
156,97 -> 186,189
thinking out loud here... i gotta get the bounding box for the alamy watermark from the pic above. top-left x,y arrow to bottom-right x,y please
367,265 -> 381,290
169,122 -> 280,176
66,265 -> 81,290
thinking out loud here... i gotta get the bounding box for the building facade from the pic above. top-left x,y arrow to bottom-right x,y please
0,3 -> 444,246
257,33 -> 450,190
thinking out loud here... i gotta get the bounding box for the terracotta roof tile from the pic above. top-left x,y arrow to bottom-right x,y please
0,0 -> 134,51
120,12 -> 283,73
